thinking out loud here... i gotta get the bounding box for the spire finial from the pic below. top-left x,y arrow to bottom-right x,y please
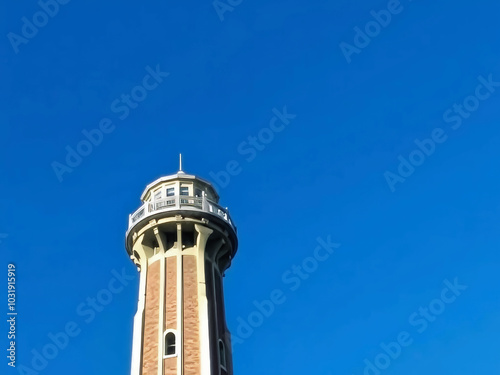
179,153 -> 183,172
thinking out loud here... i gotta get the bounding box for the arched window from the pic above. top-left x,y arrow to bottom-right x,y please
164,331 -> 177,357
219,339 -> 227,370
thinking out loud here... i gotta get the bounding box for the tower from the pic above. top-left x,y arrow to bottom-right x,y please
125,164 -> 238,375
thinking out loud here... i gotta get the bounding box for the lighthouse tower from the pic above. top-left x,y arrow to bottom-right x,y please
125,161 -> 238,375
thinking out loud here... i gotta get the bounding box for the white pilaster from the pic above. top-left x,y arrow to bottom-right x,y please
195,224 -> 214,375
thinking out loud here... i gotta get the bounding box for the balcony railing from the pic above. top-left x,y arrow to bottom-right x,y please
128,195 -> 236,233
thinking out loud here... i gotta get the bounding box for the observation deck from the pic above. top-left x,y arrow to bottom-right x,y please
125,170 -> 237,254
127,194 -> 236,234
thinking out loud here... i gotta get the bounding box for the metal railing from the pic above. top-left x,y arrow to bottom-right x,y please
128,195 -> 235,232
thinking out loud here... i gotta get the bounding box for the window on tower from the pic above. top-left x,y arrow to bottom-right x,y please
219,339 -> 227,370
180,186 -> 189,204
164,331 -> 176,357
154,190 -> 162,200
166,187 -> 175,206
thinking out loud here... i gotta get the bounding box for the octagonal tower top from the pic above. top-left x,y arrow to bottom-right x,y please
125,159 -> 237,256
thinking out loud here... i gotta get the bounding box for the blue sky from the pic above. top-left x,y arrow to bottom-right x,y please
2,0 -> 500,374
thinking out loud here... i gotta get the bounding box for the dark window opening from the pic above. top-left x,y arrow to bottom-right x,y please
165,332 -> 176,356
219,340 -> 227,369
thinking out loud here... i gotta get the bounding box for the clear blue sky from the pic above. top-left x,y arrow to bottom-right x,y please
2,0 -> 500,374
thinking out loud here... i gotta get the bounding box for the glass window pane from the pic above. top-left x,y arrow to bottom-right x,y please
165,332 -> 176,356
166,188 -> 174,196
180,187 -> 189,196
219,340 -> 226,368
